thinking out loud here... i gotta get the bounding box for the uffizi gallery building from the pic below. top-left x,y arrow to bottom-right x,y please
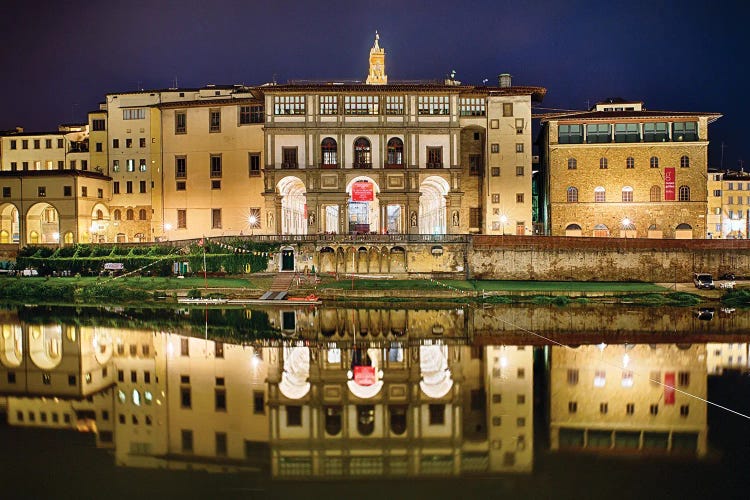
0,34 -> 720,246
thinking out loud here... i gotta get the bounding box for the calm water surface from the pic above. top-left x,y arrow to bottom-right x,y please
1,303 -> 749,499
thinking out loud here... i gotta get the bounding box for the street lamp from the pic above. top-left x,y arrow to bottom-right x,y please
500,214 -> 508,235
164,223 -> 172,241
247,214 -> 258,237
621,218 -> 631,238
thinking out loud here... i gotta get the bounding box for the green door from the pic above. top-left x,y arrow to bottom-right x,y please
281,249 -> 294,271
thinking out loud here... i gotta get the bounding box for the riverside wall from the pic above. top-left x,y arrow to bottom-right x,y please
469,235 -> 750,282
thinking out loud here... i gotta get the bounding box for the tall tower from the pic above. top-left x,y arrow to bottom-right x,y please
366,31 -> 387,85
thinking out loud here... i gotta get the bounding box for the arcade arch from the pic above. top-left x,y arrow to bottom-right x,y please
419,176 -> 449,234
26,202 -> 60,244
277,176 -> 307,235
0,203 -> 20,243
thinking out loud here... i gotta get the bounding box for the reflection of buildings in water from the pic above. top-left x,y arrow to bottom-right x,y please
267,342 -> 533,477
706,343 -> 749,374
550,344 -> 707,457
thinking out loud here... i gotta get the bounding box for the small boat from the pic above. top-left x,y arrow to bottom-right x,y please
177,298 -> 228,305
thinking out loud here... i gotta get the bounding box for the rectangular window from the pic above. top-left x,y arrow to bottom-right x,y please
139,138 -> 146,148
112,160 -> 119,172
385,95 -> 404,115
209,109 -> 221,132
82,160 -> 88,171
429,404 -> 445,425
282,147 -> 298,169
139,159 -> 146,172
516,193 -> 524,203
586,123 -> 611,143
175,111 -> 187,134
650,404 -> 659,416
211,180 -> 221,190
125,138 -> 132,148
97,188 -> 103,198
516,166 -> 524,176
614,123 -> 640,143
594,369 -> 606,387
515,143 -> 524,153
70,160 -> 77,170
427,147 -> 443,168
249,153 -> 261,176
92,119 -> 105,131
177,209 -> 187,229
126,159 -> 135,172
34,139 -> 40,149
286,406 -> 302,426
274,95 -> 305,115
600,403 -> 608,414
470,207 -> 481,228
38,187 -> 46,198
175,156 -> 187,178
45,139 -> 52,148
515,118 -> 524,134
672,121 -> 698,141
22,162 -> 28,171
319,95 -> 338,115
176,181 -> 186,191
626,403 -> 635,415
678,371 -> 690,386
239,104 -> 264,124
215,432 -> 228,457
113,182 -> 120,194
123,108 -> 146,120
568,401 -> 578,413
81,186 -> 88,197
22,140 -> 28,149
2,187 -> 10,197
10,162 -> 16,171
491,194 -> 500,204
469,154 -> 482,175
459,97 -> 486,116
57,138 -> 64,148
212,208 -> 222,229
418,96 -> 449,115
215,388 -> 227,411
181,338 -> 189,356
680,405 -> 689,417
139,181 -> 146,193
210,155 -> 222,177
491,167 -> 500,176
126,181 -> 132,194
503,103 -> 513,117
558,124 -> 583,144
344,95 -> 379,115
491,143 -> 500,153
181,430 -> 193,453
10,140 -> 16,149
643,122 -> 669,142
254,392 -> 265,414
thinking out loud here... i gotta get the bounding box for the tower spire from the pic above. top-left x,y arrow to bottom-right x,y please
366,31 -> 387,85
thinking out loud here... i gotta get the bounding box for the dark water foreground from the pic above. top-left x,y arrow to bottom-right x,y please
1,303 -> 749,499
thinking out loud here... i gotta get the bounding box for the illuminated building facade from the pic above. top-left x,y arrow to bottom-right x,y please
706,169 -> 750,239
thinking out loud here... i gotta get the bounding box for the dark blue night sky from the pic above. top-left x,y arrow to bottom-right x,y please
0,0 -> 746,167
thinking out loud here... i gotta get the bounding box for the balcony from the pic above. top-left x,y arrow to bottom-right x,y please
353,162 -> 372,169
281,162 -> 299,169
426,162 -> 443,169
384,163 -> 404,169
318,163 -> 339,169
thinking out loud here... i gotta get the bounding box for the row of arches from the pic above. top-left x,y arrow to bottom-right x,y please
0,325 -> 113,369
564,223 -> 694,238
317,246 -> 407,274
320,137 -> 405,168
568,155 -> 691,170
277,174 -> 450,235
567,185 -> 691,203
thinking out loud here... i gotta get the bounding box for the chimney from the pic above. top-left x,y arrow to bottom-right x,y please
498,73 -> 512,88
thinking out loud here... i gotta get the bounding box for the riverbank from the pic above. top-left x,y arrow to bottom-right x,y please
0,274 -> 740,307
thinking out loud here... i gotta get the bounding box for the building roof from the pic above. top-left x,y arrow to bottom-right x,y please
157,97 -> 262,109
0,169 -> 111,180
539,109 -> 722,123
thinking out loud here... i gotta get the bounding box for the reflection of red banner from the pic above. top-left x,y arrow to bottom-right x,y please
664,372 -> 675,405
353,366 -> 376,386
664,168 -> 676,201
351,182 -> 374,201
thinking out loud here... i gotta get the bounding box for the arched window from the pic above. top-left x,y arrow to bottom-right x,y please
593,224 -> 609,237
650,185 -> 661,202
356,405 -> 375,436
126,209 -> 134,221
567,186 -> 578,203
353,137 -> 371,168
679,185 -> 691,201
650,156 -> 659,168
386,137 -> 404,167
594,186 -> 606,203
321,137 -> 338,167
599,158 -> 608,169
96,209 -> 104,220
139,209 -> 147,220
626,157 -> 634,169
680,155 -> 690,168
324,406 -> 342,436
390,406 -> 407,435
622,186 -> 633,202
113,209 -> 121,221
568,158 -> 577,170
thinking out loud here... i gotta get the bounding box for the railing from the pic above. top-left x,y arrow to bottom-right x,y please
426,162 -> 443,169
208,233 -> 470,245
352,162 -> 372,169
281,162 -> 299,169
384,163 -> 404,169
318,163 -> 339,169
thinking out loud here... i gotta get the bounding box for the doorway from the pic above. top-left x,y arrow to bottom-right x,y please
281,249 -> 295,271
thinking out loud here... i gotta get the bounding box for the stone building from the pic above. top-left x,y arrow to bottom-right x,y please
706,169 -> 750,239
539,99 -> 721,238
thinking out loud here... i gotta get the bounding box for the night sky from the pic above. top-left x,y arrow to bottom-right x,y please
0,0 -> 746,168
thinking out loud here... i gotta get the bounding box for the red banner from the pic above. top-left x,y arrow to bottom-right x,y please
353,366 -> 376,386
351,182 -> 374,202
664,372 -> 675,405
664,167 -> 675,201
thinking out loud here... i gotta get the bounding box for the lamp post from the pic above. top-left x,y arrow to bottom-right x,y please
164,223 -> 172,242
500,214 -> 508,235
247,214 -> 258,237
622,217 -> 631,239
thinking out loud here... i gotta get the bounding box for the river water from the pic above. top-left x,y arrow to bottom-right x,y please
1,303 -> 749,499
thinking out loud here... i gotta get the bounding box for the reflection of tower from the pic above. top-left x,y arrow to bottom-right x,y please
549,344 -> 707,457
366,31 -> 387,85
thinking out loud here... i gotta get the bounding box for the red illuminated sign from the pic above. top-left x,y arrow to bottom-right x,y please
351,182 -> 374,202
664,167 -> 676,201
353,366 -> 376,385
664,372 -> 675,405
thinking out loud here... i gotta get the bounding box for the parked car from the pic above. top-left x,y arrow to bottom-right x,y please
21,268 -> 39,277
693,273 -> 715,290
719,272 -> 736,280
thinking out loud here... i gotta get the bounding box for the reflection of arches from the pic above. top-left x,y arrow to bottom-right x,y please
0,203 -> 20,243
648,224 -> 663,239
419,176 -> 450,234
356,405 -> 375,436
565,223 -> 582,237
278,346 -> 310,399
0,324 -> 23,367
26,202 -> 59,243
64,232 -> 74,244
318,247 -> 335,274
347,347 -> 384,398
390,405 -> 407,435
277,177 -> 307,235
92,330 -> 113,365
29,325 -> 63,370
325,406 -> 342,435
419,344 -> 453,398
